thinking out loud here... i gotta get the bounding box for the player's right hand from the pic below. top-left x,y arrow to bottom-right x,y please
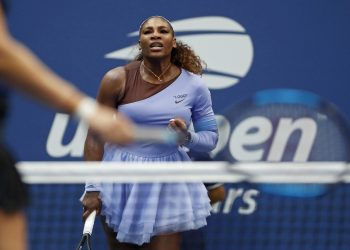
88,105 -> 135,145
81,191 -> 102,221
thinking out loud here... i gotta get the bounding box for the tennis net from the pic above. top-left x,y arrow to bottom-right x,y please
18,161 -> 350,250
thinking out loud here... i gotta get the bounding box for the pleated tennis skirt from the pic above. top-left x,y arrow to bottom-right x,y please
98,144 -> 211,245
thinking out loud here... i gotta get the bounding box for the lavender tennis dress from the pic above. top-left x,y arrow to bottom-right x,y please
85,63 -> 218,245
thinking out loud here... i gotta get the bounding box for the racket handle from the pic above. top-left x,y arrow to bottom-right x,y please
83,210 -> 96,235
134,126 -> 185,145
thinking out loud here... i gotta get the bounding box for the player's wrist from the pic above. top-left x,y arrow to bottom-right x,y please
86,191 -> 100,194
183,131 -> 192,146
74,97 -> 98,123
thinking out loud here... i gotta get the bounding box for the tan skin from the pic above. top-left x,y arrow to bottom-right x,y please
208,186 -> 226,204
82,17 -> 187,250
0,3 -> 137,250
0,211 -> 26,250
0,5 -> 134,145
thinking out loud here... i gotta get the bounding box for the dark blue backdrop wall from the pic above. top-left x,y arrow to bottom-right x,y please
6,0 -> 350,161
5,0 -> 350,249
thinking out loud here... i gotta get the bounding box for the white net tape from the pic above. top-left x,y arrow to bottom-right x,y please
16,161 -> 350,184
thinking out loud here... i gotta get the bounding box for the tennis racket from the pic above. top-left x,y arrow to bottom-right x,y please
134,125 -> 186,145
76,210 -> 96,250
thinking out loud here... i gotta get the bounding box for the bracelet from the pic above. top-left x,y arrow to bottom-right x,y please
74,97 -> 98,123
183,131 -> 192,145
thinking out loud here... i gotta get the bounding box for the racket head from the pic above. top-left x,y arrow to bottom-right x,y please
214,88 -> 350,197
76,234 -> 92,250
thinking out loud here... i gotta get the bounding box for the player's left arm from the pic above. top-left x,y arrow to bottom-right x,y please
187,82 -> 218,152
206,184 -> 226,204
0,211 -> 26,250
0,5 -> 84,114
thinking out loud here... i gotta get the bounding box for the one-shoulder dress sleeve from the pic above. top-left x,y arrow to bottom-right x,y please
186,81 -> 218,152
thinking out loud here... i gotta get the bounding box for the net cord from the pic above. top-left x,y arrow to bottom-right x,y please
16,161 -> 350,184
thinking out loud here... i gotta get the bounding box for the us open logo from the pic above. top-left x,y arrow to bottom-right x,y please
105,16 -> 254,90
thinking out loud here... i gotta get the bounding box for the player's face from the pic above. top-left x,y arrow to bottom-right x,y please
139,17 -> 176,59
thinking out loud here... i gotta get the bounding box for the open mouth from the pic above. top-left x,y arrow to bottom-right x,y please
150,42 -> 163,48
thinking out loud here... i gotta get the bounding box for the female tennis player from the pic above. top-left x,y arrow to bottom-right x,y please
82,16 -> 218,250
0,1 -> 135,249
